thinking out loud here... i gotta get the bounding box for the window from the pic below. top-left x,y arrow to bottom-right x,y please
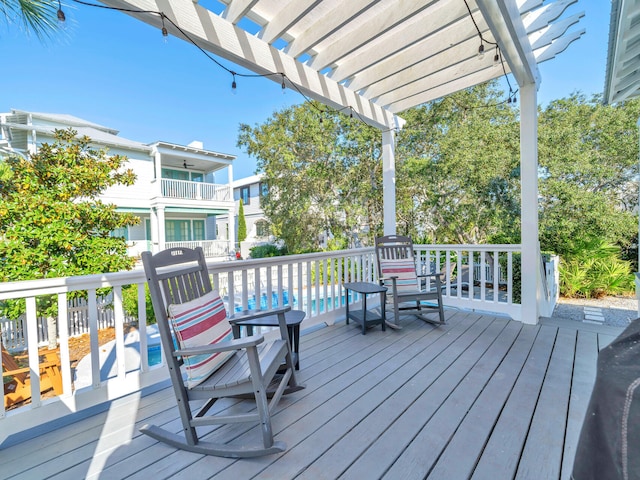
162,168 -> 189,181
240,186 -> 250,205
111,227 -> 128,241
256,220 -> 269,238
193,220 -> 205,241
260,182 -> 268,197
165,220 -> 191,242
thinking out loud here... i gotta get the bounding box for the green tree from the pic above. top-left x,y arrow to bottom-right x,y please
0,129 -> 138,346
395,82 -> 521,244
1,0 -> 63,38
237,198 -> 247,243
538,93 -> 640,260
237,101 -> 381,253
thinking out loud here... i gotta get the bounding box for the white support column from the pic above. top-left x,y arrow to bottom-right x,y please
227,164 -> 236,254
382,129 -> 396,236
152,147 -> 162,197
150,207 -> 159,253
156,206 -> 166,252
520,82 -> 540,325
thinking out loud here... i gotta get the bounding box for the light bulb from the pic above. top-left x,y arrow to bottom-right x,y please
477,43 -> 485,60
231,75 -> 237,95
57,0 -> 65,23
493,48 -> 500,66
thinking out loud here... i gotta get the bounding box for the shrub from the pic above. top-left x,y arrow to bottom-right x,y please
249,244 -> 287,258
559,239 -> 635,298
122,283 -> 156,324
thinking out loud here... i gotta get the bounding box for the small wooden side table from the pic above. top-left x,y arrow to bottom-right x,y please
343,282 -> 387,335
231,309 -> 305,370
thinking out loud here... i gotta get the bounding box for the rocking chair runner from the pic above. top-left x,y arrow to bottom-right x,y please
141,247 -> 304,458
375,235 -> 446,328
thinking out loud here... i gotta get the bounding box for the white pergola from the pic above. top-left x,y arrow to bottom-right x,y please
99,0 -> 584,324
605,0 -> 640,301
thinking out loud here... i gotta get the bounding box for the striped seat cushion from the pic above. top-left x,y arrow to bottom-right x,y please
379,258 -> 419,294
168,290 -> 234,388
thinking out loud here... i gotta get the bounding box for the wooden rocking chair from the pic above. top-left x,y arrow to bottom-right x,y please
2,344 -> 63,408
141,247 -> 304,458
375,235 -> 446,328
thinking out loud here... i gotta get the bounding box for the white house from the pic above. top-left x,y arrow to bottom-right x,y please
216,174 -> 274,258
0,109 -> 236,260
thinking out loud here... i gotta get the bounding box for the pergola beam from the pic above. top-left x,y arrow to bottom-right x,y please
99,0 -> 403,130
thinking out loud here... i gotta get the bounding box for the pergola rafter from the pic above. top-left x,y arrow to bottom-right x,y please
97,0 -> 584,325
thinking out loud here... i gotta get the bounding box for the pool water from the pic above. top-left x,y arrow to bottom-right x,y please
148,344 -> 162,366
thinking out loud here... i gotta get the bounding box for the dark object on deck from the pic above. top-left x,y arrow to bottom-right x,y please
572,318 -> 640,479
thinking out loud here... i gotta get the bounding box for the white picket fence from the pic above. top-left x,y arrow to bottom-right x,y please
0,295 -> 134,351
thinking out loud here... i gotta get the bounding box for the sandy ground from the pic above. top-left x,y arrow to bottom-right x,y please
552,295 -> 638,327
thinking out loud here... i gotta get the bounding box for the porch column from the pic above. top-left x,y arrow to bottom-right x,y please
150,207 -> 158,253
156,206 -> 166,252
382,129 -> 396,235
227,164 -> 236,254
520,82 -> 540,325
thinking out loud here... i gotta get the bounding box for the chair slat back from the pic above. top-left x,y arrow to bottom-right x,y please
375,235 -> 417,270
142,247 -> 214,372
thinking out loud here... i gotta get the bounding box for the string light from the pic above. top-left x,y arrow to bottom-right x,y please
57,0 -> 66,22
161,14 -> 168,42
66,0 -> 519,137
463,0 -> 517,106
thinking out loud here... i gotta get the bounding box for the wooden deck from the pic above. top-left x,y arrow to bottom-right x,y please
1,310 -> 623,479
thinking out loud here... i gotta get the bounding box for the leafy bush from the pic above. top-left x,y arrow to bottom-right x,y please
559,239 -> 635,298
122,283 -> 156,324
249,244 -> 287,258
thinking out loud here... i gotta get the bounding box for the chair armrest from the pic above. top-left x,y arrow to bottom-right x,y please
417,273 -> 442,278
174,334 -> 265,357
228,305 -> 292,324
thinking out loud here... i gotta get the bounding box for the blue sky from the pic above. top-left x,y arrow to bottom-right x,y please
1,0 -> 609,180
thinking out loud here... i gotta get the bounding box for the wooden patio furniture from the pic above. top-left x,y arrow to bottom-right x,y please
141,246 -> 304,458
375,235 -> 446,328
2,344 -> 63,408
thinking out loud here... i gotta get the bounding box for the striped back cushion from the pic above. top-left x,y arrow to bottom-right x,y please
379,258 -> 419,294
168,290 -> 234,388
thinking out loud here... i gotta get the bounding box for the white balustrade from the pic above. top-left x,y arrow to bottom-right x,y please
160,179 -> 230,201
0,244 -> 528,442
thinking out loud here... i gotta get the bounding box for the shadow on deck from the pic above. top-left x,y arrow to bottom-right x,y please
1,309 -> 622,479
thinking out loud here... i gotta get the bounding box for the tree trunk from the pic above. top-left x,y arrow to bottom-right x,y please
47,315 -> 57,350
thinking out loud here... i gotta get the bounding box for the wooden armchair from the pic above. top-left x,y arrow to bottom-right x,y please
2,344 -> 63,408
141,247 -> 304,458
375,235 -> 446,328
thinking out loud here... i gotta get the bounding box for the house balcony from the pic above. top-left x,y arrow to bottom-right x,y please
160,178 -> 231,202
0,244 -> 582,478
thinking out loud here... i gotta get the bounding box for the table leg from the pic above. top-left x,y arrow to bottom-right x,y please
362,294 -> 367,334
380,291 -> 386,331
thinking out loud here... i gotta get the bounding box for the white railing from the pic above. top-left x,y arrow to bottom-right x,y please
165,240 -> 230,259
414,244 -> 522,320
160,179 -> 230,201
0,244 -> 525,443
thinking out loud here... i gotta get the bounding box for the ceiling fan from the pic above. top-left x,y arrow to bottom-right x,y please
183,160 -> 194,169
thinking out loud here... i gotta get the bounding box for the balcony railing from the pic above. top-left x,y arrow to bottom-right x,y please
0,244 -> 533,444
160,179 -> 230,201
165,240 -> 230,259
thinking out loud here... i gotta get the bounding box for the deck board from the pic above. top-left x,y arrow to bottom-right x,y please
1,310 -> 623,480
